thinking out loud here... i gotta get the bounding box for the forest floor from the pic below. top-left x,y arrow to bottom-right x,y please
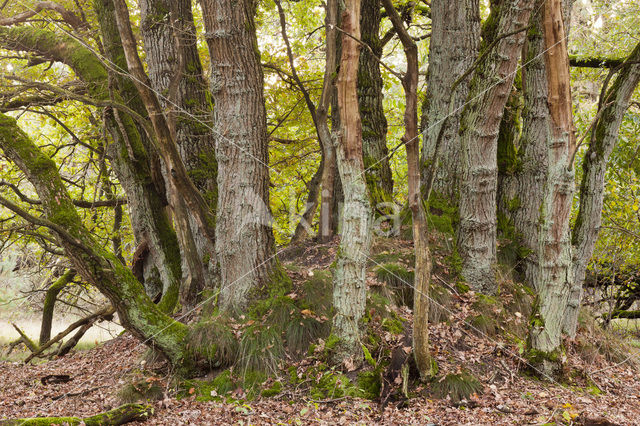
1,239 -> 639,425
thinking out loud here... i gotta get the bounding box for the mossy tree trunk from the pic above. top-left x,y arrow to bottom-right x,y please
1,403 -> 153,426
358,0 -> 393,209
420,0 -> 480,204
381,0 -> 434,380
0,23 -> 183,313
0,114 -> 190,368
457,0 -> 534,294
568,41 -> 640,336
39,269 -> 76,345
331,0 -> 373,366
199,0 -> 281,312
139,0 -> 218,309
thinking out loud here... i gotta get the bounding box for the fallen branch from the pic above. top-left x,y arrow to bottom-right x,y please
0,403 -> 153,426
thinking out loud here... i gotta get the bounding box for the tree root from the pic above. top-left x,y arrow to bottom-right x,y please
0,403 -> 153,425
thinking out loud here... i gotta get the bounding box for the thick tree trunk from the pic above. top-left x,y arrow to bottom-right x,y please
457,0 -> 534,294
139,0 -> 218,309
0,114 -> 189,368
567,41 -> 640,336
0,403 -> 153,426
510,0 -> 576,378
332,0 -> 372,366
420,0 -> 480,203
359,0 -> 393,209
39,269 -> 76,345
199,0 -> 279,312
381,0 -> 434,380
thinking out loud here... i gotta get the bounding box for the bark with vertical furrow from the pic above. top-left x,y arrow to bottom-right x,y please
199,0 -> 278,312
457,0 -> 534,294
420,0 -> 480,203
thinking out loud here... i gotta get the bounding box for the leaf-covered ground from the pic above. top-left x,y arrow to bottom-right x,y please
1,240 -> 639,425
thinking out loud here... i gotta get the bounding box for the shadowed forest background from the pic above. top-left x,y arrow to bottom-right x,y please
0,0 -> 639,424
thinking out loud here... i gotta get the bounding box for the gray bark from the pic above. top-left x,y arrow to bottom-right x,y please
457,0 -> 534,294
567,41 -> 640,336
200,0 -> 278,312
420,0 -> 480,202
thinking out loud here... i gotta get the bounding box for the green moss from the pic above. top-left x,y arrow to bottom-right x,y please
356,370 -> 382,399
188,315 -> 239,367
467,314 -> 499,336
261,380 -> 283,397
426,193 -> 458,236
432,371 -> 483,403
374,263 -> 414,306
118,380 -> 164,403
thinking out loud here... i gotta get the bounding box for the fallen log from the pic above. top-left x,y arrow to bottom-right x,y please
0,403 -> 153,426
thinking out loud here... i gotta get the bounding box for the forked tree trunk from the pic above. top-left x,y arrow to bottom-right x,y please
359,0 -> 393,208
381,0 -> 434,380
420,0 -> 480,203
199,0 -> 279,312
457,0 -> 534,294
567,41 -> 640,336
39,269 -> 76,345
332,0 -> 372,365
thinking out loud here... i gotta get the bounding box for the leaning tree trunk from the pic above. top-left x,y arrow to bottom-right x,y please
381,0 -> 434,380
39,269 -> 76,345
457,0 -> 534,294
0,22 -> 183,312
567,41 -> 640,336
358,0 -> 393,209
331,0 -> 373,366
0,114 -> 190,369
420,0 -> 480,203
199,0 -> 280,312
139,0 -> 218,309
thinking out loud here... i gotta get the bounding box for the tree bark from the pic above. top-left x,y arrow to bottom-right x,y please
332,0 -> 372,366
457,0 -> 534,294
359,0 -> 393,209
199,0 -> 279,312
138,0 -> 218,309
0,403 -> 154,426
567,41 -> 640,336
419,0 -> 480,203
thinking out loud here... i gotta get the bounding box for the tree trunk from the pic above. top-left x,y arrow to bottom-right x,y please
359,0 -> 393,209
138,0 -> 218,309
381,0 -> 434,380
567,41 -> 640,336
420,0 -> 480,203
0,23 -> 183,313
0,114 -> 189,369
511,0 -> 575,378
457,0 -> 534,294
332,0 -> 372,366
199,0 -> 279,312
0,403 -> 153,426
39,269 -> 76,345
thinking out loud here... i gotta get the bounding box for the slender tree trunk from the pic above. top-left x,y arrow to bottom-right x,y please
332,0 -> 372,366
291,159 -> 323,244
567,41 -> 640,336
199,0 -> 279,312
457,0 -> 534,294
420,0 -> 480,203
381,0 -> 434,380
359,0 -> 393,209
39,269 -> 76,345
